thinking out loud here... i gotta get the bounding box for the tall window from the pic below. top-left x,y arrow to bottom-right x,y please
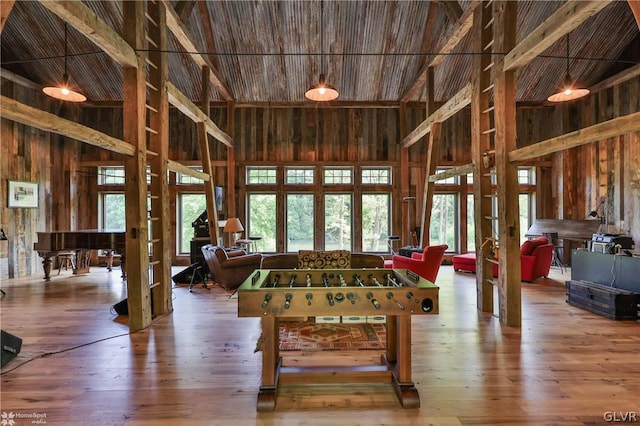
100,193 -> 125,230
286,194 -> 314,251
178,193 -> 206,255
362,193 -> 389,252
247,193 -> 277,252
430,193 -> 458,251
325,194 -> 352,250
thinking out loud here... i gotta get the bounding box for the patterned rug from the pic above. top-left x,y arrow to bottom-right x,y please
258,321 -> 386,352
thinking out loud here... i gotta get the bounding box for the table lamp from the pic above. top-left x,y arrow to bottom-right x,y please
223,218 -> 244,247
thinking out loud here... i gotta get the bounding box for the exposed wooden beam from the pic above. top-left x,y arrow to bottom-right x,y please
38,0 -> 137,69
0,0 -> 15,34
161,0 -> 233,101
428,163 -> 474,182
589,63 -> 640,93
166,82 -> 233,147
402,83 -> 472,148
167,160 -> 210,180
1,68 -> 41,90
504,1 -> 612,71
0,95 -> 134,155
510,111 -> 640,162
400,0 -> 480,102
629,0 -> 640,30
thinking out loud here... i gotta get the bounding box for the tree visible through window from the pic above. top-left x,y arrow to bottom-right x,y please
178,193 -> 206,255
362,193 -> 389,252
248,193 -> 276,252
286,194 -> 314,251
325,194 -> 352,250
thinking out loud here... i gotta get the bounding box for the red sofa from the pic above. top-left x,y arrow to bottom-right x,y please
452,237 -> 554,282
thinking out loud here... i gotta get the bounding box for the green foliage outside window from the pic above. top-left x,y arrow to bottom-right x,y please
248,194 -> 277,252
361,194 -> 389,252
286,194 -> 314,251
179,194 -> 206,254
325,194 -> 352,250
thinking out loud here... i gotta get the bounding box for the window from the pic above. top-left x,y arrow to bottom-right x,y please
286,167 -> 314,184
247,167 -> 277,184
286,194 -> 314,251
430,193 -> 457,251
518,167 -> 535,185
177,193 -> 207,255
325,193 -> 352,250
247,193 -> 277,252
98,167 -> 125,185
323,167 -> 353,185
100,193 -> 125,230
177,167 -> 204,185
361,167 -> 391,185
467,193 -> 475,252
519,193 -> 536,242
361,193 -> 389,252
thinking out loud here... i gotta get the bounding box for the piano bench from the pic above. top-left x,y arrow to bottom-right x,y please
57,252 -> 75,274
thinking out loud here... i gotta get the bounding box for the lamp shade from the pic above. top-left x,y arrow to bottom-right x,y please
223,218 -> 244,233
305,74 -> 339,101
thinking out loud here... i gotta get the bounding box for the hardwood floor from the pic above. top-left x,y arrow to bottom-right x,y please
1,264 -> 638,425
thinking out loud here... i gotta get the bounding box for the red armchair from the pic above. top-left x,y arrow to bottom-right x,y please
390,244 -> 448,282
451,237 -> 553,282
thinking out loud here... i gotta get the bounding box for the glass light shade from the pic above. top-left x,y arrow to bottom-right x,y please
223,218 -> 244,233
305,74 -> 339,101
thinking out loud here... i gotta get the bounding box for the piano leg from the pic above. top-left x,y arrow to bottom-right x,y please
38,251 -> 54,281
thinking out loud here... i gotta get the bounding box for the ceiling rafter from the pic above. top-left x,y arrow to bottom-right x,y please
161,0 -> 233,102
435,1 -> 463,23
166,82 -> 233,147
503,0 -> 613,71
629,0 -> 640,29
400,0 -> 480,102
37,0 -> 137,69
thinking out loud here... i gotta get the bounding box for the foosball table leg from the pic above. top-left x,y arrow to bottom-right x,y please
391,380 -> 420,408
257,386 -> 277,412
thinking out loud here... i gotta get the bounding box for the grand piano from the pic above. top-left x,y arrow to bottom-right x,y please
33,230 -> 126,281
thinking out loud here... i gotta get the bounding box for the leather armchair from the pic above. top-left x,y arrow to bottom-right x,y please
201,244 -> 262,290
391,244 -> 448,282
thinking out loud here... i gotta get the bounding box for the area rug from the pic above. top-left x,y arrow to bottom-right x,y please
255,321 -> 386,352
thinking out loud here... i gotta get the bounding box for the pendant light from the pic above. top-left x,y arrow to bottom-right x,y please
42,23 -> 86,103
547,33 -> 589,103
305,0 -> 339,102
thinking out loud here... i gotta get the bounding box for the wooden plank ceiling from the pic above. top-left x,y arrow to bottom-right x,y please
1,1 -> 638,105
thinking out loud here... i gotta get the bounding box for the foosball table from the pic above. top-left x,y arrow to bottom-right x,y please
237,268 -> 439,411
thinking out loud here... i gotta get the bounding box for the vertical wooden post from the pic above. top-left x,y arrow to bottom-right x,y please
471,1 -> 494,313
147,0 -> 172,316
122,0 -> 151,331
418,67 -> 438,247
227,101 -> 237,229
399,103 -> 410,246
197,66 -> 220,245
493,0 -> 521,327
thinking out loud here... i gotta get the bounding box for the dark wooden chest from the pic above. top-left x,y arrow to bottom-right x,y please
566,280 -> 640,321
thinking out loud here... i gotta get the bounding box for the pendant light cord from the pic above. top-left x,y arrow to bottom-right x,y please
64,22 -> 68,75
320,0 -> 324,75
565,33 -> 569,77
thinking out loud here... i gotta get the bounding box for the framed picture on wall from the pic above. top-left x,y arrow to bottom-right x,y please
215,186 -> 223,211
7,180 -> 39,208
